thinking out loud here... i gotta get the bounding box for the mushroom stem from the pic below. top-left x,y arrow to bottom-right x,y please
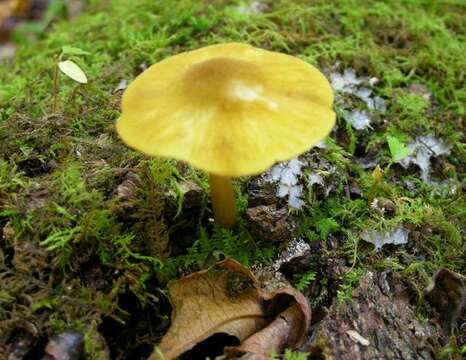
209,174 -> 237,228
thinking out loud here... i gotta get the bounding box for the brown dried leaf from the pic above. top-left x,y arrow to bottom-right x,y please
425,268 -> 466,341
149,259 -> 311,360
224,302 -> 304,358
0,0 -> 28,24
149,259 -> 266,360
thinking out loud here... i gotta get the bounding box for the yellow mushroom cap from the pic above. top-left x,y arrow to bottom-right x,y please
117,43 -> 335,177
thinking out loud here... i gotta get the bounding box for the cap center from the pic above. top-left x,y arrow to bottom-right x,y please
181,57 -> 263,105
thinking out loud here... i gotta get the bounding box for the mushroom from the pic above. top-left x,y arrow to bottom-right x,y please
116,43 -> 335,228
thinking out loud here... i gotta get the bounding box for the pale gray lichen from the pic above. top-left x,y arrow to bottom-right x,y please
330,67 -> 387,130
235,1 -> 269,15
399,135 -> 452,182
308,173 -> 325,187
315,140 -> 328,149
354,88 -> 387,113
346,110 -> 373,130
361,227 -> 409,251
273,238 -> 311,271
114,79 -> 128,92
287,185 -> 305,209
330,68 -> 363,93
307,158 -> 339,198
267,158 -> 305,209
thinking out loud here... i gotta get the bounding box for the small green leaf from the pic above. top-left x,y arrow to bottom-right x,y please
58,60 -> 88,84
31,298 -> 54,312
387,135 -> 411,162
61,46 -> 91,56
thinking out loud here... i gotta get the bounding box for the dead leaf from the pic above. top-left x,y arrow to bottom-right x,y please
224,302 -> 305,358
425,268 -> 465,342
150,260 -> 266,360
0,0 -> 28,24
149,259 -> 311,360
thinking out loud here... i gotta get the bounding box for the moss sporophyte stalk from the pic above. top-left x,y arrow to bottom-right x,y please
116,43 -> 335,227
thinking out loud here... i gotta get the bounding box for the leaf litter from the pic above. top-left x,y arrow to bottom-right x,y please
425,269 -> 465,341
149,258 -> 311,360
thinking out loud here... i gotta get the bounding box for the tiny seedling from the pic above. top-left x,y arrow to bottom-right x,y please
52,46 -> 89,112
387,135 -> 411,162
367,164 -> 384,205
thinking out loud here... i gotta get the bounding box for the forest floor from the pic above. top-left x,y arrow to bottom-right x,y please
0,0 -> 464,359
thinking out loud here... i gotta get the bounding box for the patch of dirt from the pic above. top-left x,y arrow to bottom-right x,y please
98,291 -> 170,360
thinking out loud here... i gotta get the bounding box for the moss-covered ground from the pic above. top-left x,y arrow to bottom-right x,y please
0,0 -> 464,358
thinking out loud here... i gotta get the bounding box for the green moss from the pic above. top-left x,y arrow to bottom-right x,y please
293,270 -> 317,291
337,267 -> 365,303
